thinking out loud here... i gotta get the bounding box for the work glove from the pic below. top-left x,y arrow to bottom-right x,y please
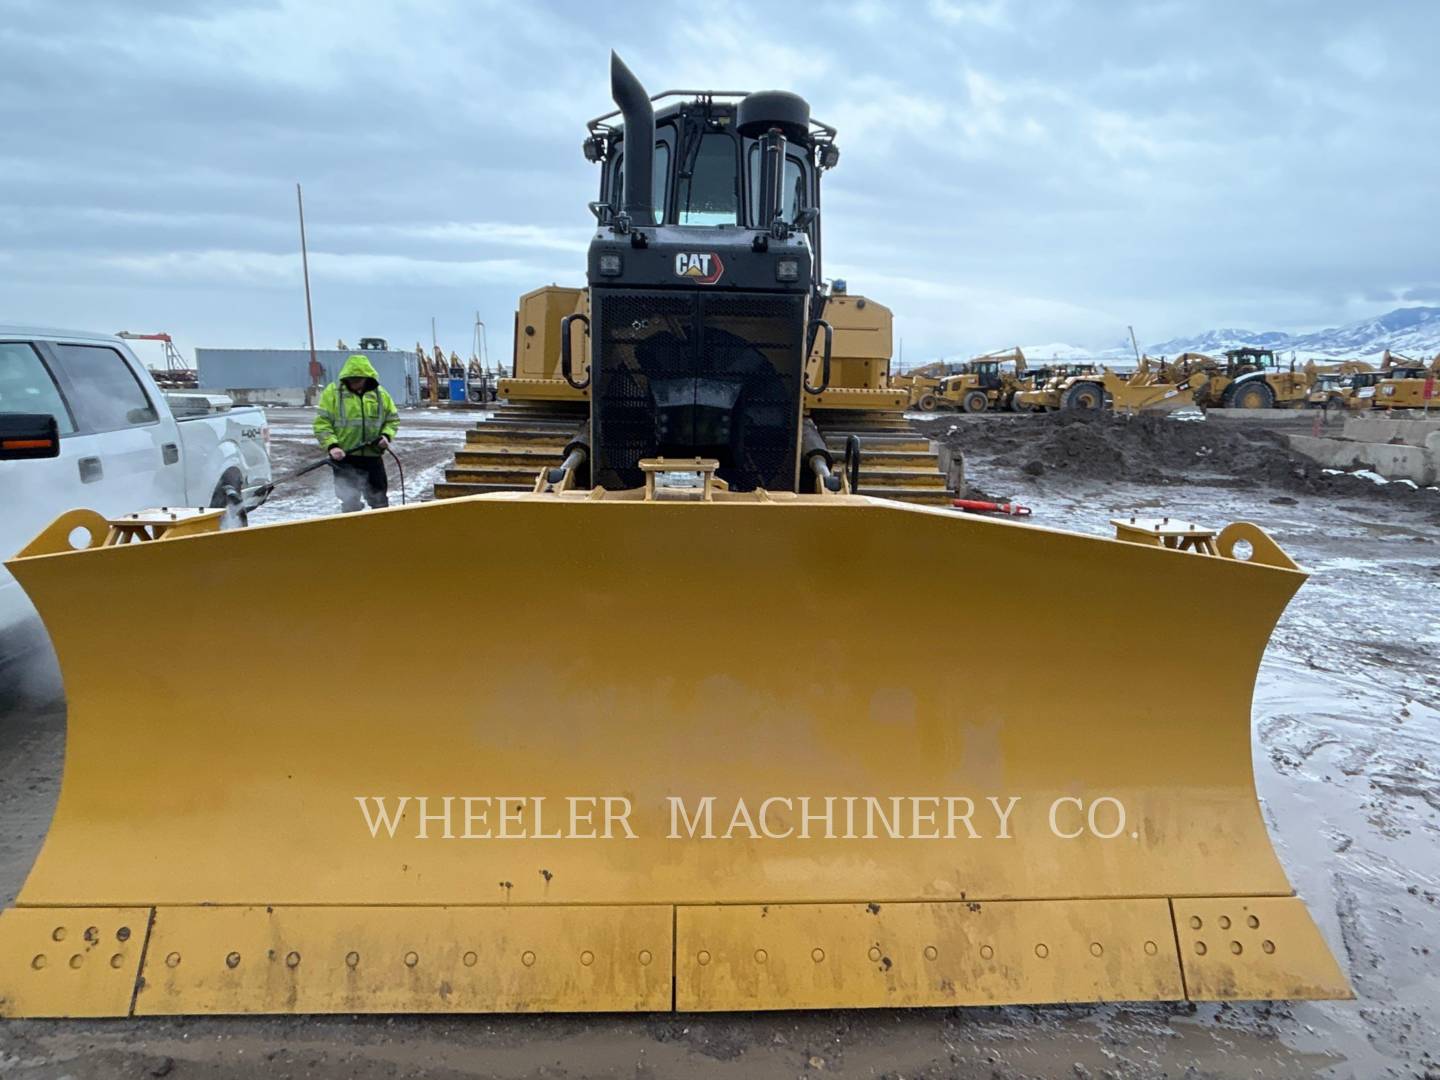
328,446 -> 346,462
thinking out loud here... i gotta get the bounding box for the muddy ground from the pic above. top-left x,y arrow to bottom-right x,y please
1,407 -> 1437,1079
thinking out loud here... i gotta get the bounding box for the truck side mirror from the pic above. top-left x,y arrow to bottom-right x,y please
0,413 -> 61,459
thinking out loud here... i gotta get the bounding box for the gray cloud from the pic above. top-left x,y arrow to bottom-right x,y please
2,0 -> 1436,361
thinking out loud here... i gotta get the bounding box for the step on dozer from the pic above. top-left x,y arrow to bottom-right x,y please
0,55 -> 1350,1018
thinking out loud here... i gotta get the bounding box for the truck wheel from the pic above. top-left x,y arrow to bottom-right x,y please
1062,381 -> 1105,411
917,393 -> 937,412
962,390 -> 989,413
1225,380 -> 1275,409
210,468 -> 249,527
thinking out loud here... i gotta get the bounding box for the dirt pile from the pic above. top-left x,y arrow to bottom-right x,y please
920,412 -> 1439,504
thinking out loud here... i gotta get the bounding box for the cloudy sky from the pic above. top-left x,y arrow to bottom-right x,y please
2,0 -> 1436,367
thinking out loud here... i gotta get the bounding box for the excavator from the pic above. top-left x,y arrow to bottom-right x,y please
0,54 -> 1348,1017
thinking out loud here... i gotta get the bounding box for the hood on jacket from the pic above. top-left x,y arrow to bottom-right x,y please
339,354 -> 380,391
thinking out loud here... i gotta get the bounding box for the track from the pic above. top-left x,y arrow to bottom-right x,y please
433,403 -> 957,504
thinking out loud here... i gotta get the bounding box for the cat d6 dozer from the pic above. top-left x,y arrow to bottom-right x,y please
0,54 -> 1349,1018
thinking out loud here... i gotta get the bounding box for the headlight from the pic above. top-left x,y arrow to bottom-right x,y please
599,253 -> 622,276
776,257 -> 799,282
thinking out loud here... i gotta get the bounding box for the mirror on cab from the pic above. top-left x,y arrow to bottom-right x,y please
0,413 -> 61,459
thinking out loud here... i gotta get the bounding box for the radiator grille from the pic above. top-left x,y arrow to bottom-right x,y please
591,290 -> 806,492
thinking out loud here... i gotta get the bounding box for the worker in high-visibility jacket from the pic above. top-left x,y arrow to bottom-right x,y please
313,354 -> 400,512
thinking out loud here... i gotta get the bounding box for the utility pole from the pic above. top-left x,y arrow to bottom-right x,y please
296,184 -> 318,381
473,313 -> 488,368
1128,325 -> 1141,363
431,316 -> 438,352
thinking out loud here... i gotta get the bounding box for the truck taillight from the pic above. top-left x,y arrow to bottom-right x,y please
262,426 -> 271,450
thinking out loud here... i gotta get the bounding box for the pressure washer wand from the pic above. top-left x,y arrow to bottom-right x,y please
242,441 -> 407,512
240,454 -> 337,510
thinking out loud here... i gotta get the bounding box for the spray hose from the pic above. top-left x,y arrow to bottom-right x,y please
241,441 -> 406,511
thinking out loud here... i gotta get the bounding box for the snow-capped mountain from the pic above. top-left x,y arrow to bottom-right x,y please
1011,307 -> 1440,365
1147,306 -> 1440,361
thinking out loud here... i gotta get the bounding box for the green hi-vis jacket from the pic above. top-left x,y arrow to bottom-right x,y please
314,355 -> 399,457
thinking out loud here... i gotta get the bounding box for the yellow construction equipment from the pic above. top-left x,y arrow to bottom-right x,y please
1304,360 -> 1374,409
1012,363 -> 1099,411
0,54 -> 1349,1017
927,348 -> 1028,412
1369,351 -> 1439,410
1182,348 -> 1312,409
1090,363 -> 1209,414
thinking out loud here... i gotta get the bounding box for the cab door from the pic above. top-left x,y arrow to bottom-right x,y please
38,340 -> 184,512
0,341 -> 89,566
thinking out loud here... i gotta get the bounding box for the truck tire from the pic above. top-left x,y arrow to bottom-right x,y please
1062,381 -> 1105,411
210,467 -> 249,527
917,393 -> 937,411
962,390 -> 989,414
1224,380 -> 1275,409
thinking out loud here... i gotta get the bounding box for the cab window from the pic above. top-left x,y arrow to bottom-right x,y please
611,142 -> 671,225
51,344 -> 158,431
747,146 -> 809,225
0,342 -> 76,434
677,133 -> 740,226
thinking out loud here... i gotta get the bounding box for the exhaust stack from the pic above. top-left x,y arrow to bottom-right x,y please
610,52 -> 655,224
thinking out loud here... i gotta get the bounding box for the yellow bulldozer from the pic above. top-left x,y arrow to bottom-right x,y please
0,54 -> 1348,1018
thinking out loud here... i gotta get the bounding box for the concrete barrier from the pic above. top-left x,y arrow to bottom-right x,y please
1288,433 -> 1437,486
1340,414 -> 1440,446
1204,410 -> 1323,429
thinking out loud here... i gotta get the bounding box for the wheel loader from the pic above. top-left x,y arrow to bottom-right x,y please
0,54 -> 1349,1018
924,348 -> 1028,413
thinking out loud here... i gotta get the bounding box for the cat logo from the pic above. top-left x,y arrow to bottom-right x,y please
673,252 -> 725,285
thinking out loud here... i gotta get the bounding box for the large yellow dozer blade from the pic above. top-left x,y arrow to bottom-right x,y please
0,495 -> 1349,1016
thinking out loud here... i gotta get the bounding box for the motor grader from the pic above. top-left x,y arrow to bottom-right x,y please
0,54 -> 1348,1018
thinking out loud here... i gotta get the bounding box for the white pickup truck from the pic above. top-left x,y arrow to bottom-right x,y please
0,326 -> 273,701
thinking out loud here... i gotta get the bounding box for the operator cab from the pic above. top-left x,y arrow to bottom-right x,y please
967,360 -> 1002,390
1224,347 -> 1279,375
575,55 -> 842,495
586,88 -> 834,282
